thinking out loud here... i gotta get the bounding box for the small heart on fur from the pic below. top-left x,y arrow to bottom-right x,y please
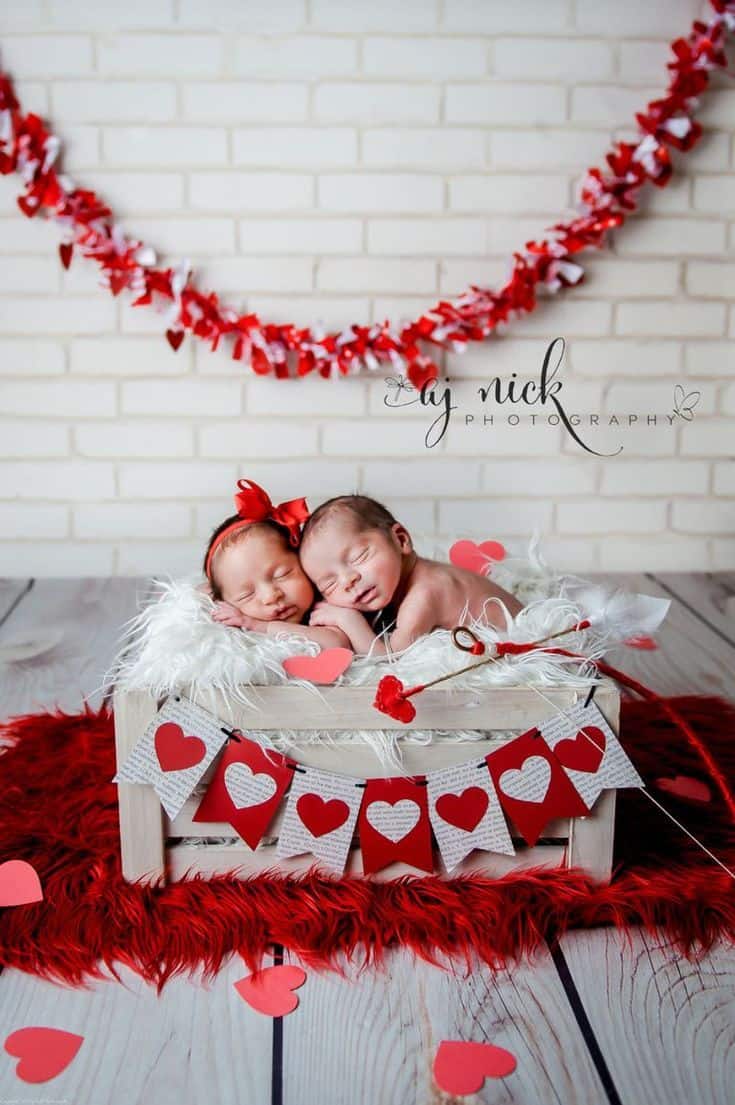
282,648 -> 353,684
0,860 -> 43,907
435,788 -> 489,833
296,794 -> 350,837
154,722 -> 206,772
434,1040 -> 517,1094
449,539 -> 507,575
4,1027 -> 84,1083
165,328 -> 185,351
655,775 -> 711,804
234,965 -> 306,1017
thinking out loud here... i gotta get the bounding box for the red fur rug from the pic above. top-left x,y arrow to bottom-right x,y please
1,696 -> 734,991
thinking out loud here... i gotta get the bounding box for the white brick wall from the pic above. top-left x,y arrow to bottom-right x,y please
0,0 -> 732,576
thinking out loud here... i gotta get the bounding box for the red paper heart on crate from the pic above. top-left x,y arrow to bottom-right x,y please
296,794 -> 350,837
154,722 -> 206,773
234,965 -> 306,1017
553,726 -> 606,774
4,1027 -> 84,1084
435,787 -> 489,833
0,860 -> 43,907
449,540 -> 507,574
282,647 -> 353,684
434,1040 -> 517,1094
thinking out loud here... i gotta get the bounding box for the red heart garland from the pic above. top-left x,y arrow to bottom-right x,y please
553,726 -> 607,774
296,794 -> 350,837
154,722 -> 206,772
435,787 -> 489,833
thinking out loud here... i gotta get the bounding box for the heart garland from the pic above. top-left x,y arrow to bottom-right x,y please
0,3 -> 733,387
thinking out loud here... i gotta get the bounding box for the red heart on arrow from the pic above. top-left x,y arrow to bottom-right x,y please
4,1027 -> 84,1083
435,787 -> 489,833
0,860 -> 43,907
154,722 -> 206,772
449,539 -> 507,574
553,726 -> 606,774
282,647 -> 353,684
234,965 -> 306,1017
296,794 -> 350,837
434,1040 -> 517,1094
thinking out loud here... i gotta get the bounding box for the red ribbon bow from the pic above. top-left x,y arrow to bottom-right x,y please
233,478 -> 309,548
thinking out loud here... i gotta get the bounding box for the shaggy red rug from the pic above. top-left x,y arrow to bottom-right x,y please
1,696 -> 734,991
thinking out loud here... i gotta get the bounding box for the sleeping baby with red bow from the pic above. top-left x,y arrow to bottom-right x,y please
204,480 -> 523,657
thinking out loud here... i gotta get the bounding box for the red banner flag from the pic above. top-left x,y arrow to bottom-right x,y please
358,777 -> 434,875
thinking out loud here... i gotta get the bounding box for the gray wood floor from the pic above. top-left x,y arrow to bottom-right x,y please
0,573 -> 733,1105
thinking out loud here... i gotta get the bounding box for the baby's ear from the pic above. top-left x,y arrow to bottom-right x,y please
391,522 -> 413,552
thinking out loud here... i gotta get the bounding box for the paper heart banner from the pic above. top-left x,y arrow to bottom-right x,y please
277,765 -> 363,875
427,759 -> 515,873
539,699 -> 643,808
193,735 -> 294,850
113,696 -> 229,820
359,777 -> 433,875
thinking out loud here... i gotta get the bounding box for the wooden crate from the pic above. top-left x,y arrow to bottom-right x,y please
113,680 -> 619,885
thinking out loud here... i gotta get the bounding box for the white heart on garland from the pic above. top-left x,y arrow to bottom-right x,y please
365,799 -> 421,843
498,757 -> 552,805
223,763 -> 278,810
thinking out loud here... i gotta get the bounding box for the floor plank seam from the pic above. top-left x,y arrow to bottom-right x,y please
647,573 -> 735,651
0,578 -> 33,628
549,939 -> 625,1105
271,944 -> 284,1105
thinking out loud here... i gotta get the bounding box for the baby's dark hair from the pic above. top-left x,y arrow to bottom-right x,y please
203,515 -> 294,600
301,494 -> 407,548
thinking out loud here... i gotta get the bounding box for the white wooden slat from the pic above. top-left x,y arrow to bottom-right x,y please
0,960 -> 272,1105
113,687 -> 166,884
0,578 -> 149,715
559,927 -> 735,1105
282,947 -> 608,1105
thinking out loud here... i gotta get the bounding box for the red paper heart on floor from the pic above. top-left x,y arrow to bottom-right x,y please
434,1040 -> 517,1094
4,1027 -> 84,1083
58,242 -> 73,269
165,328 -> 184,351
655,775 -> 711,804
234,965 -> 306,1017
282,647 -> 353,684
296,794 -> 350,837
435,787 -> 489,833
449,539 -> 507,574
553,726 -> 606,774
624,635 -> 659,650
0,859 -> 43,907
154,722 -> 206,772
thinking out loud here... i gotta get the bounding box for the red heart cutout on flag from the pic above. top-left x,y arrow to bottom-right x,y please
434,1040 -> 517,1094
154,722 -> 206,772
435,787 -> 489,833
553,726 -> 606,774
282,647 -> 354,684
165,328 -> 185,351
58,242 -> 73,269
655,775 -> 711,804
0,860 -> 43,907
4,1027 -> 84,1083
449,539 -> 507,575
296,794 -> 350,837
234,965 -> 306,1017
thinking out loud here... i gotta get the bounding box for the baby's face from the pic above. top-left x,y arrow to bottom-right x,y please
300,515 -> 411,612
215,530 -> 314,623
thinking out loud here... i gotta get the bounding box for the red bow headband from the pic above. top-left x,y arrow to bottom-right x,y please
205,478 -> 310,579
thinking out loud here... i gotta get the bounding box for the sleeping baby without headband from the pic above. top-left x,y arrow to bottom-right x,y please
205,478 -> 310,578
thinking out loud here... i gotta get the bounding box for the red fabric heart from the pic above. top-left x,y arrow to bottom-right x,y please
373,675 -> 416,723
234,964 -> 306,1017
0,860 -> 43,907
154,722 -> 206,772
624,635 -> 659,650
282,647 -> 354,684
434,1040 -> 517,1094
4,1027 -> 84,1083
296,794 -> 350,837
435,787 -> 489,833
58,242 -> 73,269
655,775 -> 711,804
449,539 -> 507,574
553,726 -> 606,773
165,328 -> 184,351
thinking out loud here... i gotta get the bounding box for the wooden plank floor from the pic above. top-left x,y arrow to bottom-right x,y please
0,573 -> 733,1105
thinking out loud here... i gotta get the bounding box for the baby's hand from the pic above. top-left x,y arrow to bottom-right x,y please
212,600 -> 250,628
309,601 -> 364,633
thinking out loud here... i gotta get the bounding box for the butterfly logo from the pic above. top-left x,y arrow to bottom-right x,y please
671,384 -> 701,422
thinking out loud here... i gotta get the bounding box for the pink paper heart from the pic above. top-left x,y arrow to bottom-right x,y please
655,775 -> 711,804
234,965 -> 307,1017
434,1040 -> 517,1094
0,860 -> 43,907
4,1027 -> 84,1083
449,539 -> 507,575
282,647 -> 353,684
